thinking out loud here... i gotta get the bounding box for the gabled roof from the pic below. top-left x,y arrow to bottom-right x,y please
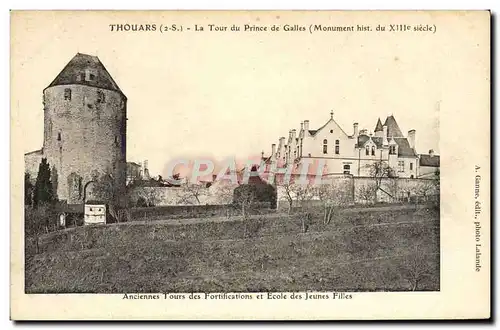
307,116 -> 349,138
356,135 -> 417,157
420,154 -> 440,167
46,53 -> 125,97
374,118 -> 383,132
383,115 -> 404,137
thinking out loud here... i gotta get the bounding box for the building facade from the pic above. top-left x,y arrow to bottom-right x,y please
264,111 -> 438,179
24,53 -> 127,205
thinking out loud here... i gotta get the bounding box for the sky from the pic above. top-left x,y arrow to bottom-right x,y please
12,11 -> 444,178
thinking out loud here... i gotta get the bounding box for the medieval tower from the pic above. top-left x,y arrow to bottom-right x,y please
36,53 -> 127,205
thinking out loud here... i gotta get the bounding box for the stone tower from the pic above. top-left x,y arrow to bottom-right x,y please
42,53 -> 127,205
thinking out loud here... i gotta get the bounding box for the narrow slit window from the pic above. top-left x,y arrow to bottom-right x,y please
97,90 -> 105,103
322,139 -> 328,154
371,146 -> 375,156
335,140 -> 340,155
57,132 -> 61,141
64,88 -> 71,101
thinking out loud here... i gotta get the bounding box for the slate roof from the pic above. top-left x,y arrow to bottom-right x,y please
420,154 -> 440,167
383,115 -> 404,137
374,118 -> 383,132
308,130 -> 318,136
46,53 -> 125,97
356,135 -> 417,157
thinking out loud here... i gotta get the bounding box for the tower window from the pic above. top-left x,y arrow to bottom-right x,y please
97,90 -> 105,103
85,69 -> 97,81
57,132 -> 62,141
410,163 -> 413,171
335,140 -> 340,154
323,139 -> 328,154
64,88 -> 71,101
371,146 -> 375,156
389,145 -> 396,155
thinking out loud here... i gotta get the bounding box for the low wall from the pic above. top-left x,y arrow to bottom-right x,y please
129,177 -> 438,211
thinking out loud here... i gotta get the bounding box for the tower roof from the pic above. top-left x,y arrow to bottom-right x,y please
374,118 -> 383,132
46,53 -> 125,97
383,115 -> 404,137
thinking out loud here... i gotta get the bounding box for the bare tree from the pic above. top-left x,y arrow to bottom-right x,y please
357,182 -> 377,204
365,160 -> 396,203
291,183 -> 315,232
315,181 -> 351,225
386,178 -> 400,203
401,245 -> 433,291
177,179 -> 206,205
236,187 -> 256,220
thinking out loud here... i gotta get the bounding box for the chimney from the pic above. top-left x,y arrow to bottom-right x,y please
353,122 -> 359,137
429,149 -> 434,157
304,120 -> 309,131
408,130 -> 416,149
288,130 -> 293,139
300,122 -> 304,131
271,143 -> 276,156
382,126 -> 389,146
291,129 -> 297,140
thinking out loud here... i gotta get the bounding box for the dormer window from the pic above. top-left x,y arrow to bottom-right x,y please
389,145 -> 397,155
365,145 -> 369,155
64,88 -> 71,101
371,146 -> 375,156
335,140 -> 340,154
323,139 -> 328,154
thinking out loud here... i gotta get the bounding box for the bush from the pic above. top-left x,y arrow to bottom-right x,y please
233,183 -> 277,210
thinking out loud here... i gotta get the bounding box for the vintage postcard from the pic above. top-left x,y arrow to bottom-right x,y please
10,10 -> 490,320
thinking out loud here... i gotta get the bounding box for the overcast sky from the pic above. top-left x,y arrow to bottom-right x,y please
12,11 -> 445,177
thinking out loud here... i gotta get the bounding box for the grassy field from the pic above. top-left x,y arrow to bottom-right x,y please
25,205 -> 440,293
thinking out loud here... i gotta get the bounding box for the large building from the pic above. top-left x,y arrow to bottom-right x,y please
263,111 -> 439,179
24,53 -> 127,206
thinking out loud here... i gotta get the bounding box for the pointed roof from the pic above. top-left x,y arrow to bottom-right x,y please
383,115 -> 404,137
46,53 -> 125,97
374,118 -> 383,132
308,112 -> 349,138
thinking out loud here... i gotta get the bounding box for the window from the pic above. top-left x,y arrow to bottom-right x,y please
323,139 -> 328,154
410,163 -> 413,171
97,90 -> 106,103
330,129 -> 333,133
90,208 -> 93,211
85,69 -> 96,81
57,132 -> 61,141
64,88 -> 71,101
365,146 -> 370,155
371,146 -> 375,156
343,164 -> 351,174
335,140 -> 340,155
389,145 -> 396,155
398,161 -> 405,172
